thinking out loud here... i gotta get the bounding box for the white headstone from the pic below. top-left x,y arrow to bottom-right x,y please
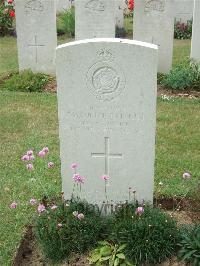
15,0 -> 57,75
56,38 -> 158,206
56,0 -> 71,12
115,0 -> 126,28
75,0 -> 115,40
191,0 -> 200,61
174,0 -> 194,23
133,0 -> 174,74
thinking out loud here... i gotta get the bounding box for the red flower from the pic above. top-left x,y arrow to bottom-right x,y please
8,0 -> 13,4
9,10 -> 15,18
128,0 -> 134,11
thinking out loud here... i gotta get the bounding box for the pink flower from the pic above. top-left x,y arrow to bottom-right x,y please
51,205 -> 58,210
42,147 -> 49,153
38,150 -> 46,158
29,155 -> 35,161
101,175 -> 110,181
182,172 -> 191,179
21,154 -> 29,161
48,162 -> 55,169
73,174 -> 85,184
135,207 -> 144,216
77,213 -> 84,220
71,163 -> 78,169
57,223 -> 62,228
29,198 -> 37,205
37,204 -> 46,213
72,211 -> 78,217
27,149 -> 33,156
26,163 -> 34,171
10,202 -> 17,209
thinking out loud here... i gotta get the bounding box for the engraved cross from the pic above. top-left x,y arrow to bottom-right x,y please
28,35 -> 44,63
91,137 -> 122,175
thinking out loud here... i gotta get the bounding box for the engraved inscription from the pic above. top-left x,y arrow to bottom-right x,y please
144,0 -> 165,13
86,59 -> 125,101
25,0 -> 44,14
91,137 -> 122,175
85,0 -> 105,11
65,106 -> 145,133
97,48 -> 114,61
28,35 -> 45,63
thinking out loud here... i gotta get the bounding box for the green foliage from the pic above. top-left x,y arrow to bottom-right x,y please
174,20 -> 192,40
161,60 -> 200,91
178,225 -> 200,265
57,7 -> 75,37
35,199 -> 111,262
0,70 -> 51,92
157,72 -> 166,84
111,203 -> 179,265
0,1 -> 15,36
115,26 -> 126,38
88,241 -> 134,266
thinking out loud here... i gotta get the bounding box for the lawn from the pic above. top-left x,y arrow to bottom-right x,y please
0,35 -> 73,77
0,91 -> 199,264
0,36 -> 191,77
0,24 -> 198,266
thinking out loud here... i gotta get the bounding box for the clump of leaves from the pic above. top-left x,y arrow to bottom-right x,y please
161,60 -> 200,91
178,225 -> 200,266
0,70 -> 51,92
57,7 -> 75,37
88,240 -> 134,266
35,198 -> 111,262
111,203 -> 179,265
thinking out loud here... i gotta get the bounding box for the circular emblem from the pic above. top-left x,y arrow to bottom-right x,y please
86,61 -> 125,101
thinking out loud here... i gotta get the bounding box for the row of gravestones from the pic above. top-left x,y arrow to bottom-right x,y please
15,0 -> 199,76
14,0 -> 198,206
55,0 -> 194,23
15,0 -> 125,75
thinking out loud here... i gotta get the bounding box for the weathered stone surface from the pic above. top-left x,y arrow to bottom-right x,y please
133,0 -> 174,73
115,0 -> 126,28
191,0 -> 200,61
174,0 -> 194,23
56,0 -> 71,12
56,38 -> 158,206
75,0 -> 115,40
15,0 -> 57,74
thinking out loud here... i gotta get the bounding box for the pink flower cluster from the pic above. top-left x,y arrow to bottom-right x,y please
37,204 -> 46,213
135,207 -> 144,216
71,163 -> 78,170
21,149 -> 35,161
21,147 -> 55,172
71,163 -> 85,184
182,172 -> 191,179
73,174 -> 85,184
10,202 -> 17,209
38,147 -> 49,158
72,211 -> 84,220
101,175 -> 110,181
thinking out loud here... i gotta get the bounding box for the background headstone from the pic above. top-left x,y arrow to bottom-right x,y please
174,0 -> 194,23
191,0 -> 200,61
115,0 -> 126,28
133,0 -> 174,73
56,0 -> 72,13
15,0 -> 57,75
56,39 -> 158,205
75,0 -> 115,40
